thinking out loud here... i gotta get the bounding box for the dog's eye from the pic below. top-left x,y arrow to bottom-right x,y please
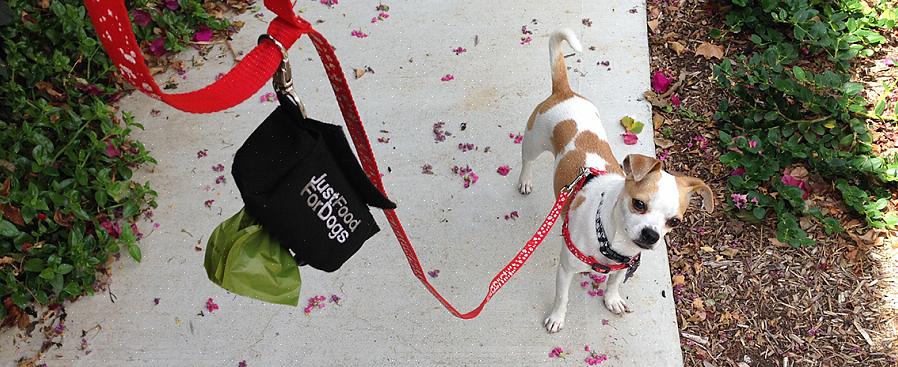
632,199 -> 647,213
667,218 -> 681,228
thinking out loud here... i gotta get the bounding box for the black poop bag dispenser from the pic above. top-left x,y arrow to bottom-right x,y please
232,35 -> 395,272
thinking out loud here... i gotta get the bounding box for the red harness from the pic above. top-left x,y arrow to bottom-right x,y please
561,168 -> 640,274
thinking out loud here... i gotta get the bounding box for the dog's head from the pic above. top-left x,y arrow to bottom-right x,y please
614,154 -> 713,251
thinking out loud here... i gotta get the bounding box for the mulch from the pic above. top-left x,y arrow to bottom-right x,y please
645,1 -> 898,366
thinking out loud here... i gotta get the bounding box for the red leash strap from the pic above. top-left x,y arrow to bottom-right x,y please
85,0 -> 311,113
86,0 -> 576,319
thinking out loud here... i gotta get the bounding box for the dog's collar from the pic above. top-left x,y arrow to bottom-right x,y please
561,168 -> 641,277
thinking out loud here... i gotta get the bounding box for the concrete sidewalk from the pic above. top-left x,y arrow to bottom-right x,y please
2,0 -> 682,365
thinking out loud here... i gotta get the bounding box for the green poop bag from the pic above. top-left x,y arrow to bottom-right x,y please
204,208 -> 301,306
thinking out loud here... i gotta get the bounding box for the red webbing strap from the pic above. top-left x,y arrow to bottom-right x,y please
84,0 -> 311,113
86,0 -> 574,319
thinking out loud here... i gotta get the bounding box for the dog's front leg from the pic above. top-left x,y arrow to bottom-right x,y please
603,269 -> 631,314
544,255 -> 576,333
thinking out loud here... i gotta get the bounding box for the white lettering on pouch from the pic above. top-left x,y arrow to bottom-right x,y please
300,173 -> 361,244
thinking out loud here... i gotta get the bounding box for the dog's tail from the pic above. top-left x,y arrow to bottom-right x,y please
548,28 -> 583,95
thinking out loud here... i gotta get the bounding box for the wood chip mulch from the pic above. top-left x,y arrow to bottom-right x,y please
646,1 -> 898,366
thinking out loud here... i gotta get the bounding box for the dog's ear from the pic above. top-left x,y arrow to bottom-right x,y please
622,154 -> 662,182
676,176 -> 714,213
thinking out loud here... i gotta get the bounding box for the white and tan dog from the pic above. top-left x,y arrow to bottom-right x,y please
517,29 -> 714,333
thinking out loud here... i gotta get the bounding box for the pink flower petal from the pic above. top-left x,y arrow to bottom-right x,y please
651,71 -> 672,94
132,10 -> 152,27
193,26 -> 213,42
622,132 -> 638,145
441,74 -> 455,82
149,37 -> 166,57
259,92 -> 276,103
497,165 -> 511,176
351,29 -> 368,38
670,94 -> 681,107
205,298 -> 219,313
105,142 -> 121,158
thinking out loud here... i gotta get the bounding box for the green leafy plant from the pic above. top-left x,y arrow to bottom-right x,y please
0,0 -> 227,318
714,0 -> 898,246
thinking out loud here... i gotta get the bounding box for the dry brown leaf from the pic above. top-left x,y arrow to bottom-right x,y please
672,274 -> 686,286
354,68 -> 367,80
721,247 -> 740,258
669,41 -> 686,55
652,113 -> 666,129
53,210 -> 73,228
647,19 -> 659,32
0,204 -> 24,227
655,137 -> 675,149
694,42 -> 724,60
769,237 -> 787,247
0,178 -> 9,196
789,166 -> 809,179
0,256 -> 14,266
35,81 -> 64,100
37,0 -> 50,9
644,90 -> 669,108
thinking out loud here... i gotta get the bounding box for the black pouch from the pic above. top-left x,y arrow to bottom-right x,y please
232,95 -> 395,272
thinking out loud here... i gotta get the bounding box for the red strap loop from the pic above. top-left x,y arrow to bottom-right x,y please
84,0 -> 310,113
86,0 -> 573,319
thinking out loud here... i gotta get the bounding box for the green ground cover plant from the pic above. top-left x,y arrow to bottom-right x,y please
0,0 -> 228,320
713,0 -> 898,246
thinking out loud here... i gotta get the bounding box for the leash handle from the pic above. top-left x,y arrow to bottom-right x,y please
85,0 -> 310,113
86,0 -> 574,319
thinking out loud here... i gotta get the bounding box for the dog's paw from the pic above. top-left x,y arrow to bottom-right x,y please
519,181 -> 533,195
544,312 -> 566,333
604,294 -> 631,315
518,175 -> 533,195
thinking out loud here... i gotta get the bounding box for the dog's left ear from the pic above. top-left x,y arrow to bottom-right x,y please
676,176 -> 714,213
622,154 -> 662,182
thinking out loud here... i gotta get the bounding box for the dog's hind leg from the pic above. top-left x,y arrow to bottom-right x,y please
519,109 -> 550,195
544,250 -> 577,333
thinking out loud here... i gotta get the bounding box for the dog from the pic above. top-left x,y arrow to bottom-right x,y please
517,28 -> 714,333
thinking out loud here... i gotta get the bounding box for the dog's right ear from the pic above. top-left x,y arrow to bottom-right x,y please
622,154 -> 662,182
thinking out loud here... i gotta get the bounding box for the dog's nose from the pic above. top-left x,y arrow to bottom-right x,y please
639,228 -> 660,245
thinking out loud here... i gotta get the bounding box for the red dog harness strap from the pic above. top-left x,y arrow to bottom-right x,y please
86,0 -> 584,319
560,168 -> 638,274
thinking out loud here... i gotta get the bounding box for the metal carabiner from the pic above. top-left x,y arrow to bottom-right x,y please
258,34 -> 307,118
562,167 -> 590,193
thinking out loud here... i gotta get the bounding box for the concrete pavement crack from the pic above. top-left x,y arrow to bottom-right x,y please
247,311 -> 278,354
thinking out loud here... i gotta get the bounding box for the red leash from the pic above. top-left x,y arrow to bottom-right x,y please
86,0 -> 579,319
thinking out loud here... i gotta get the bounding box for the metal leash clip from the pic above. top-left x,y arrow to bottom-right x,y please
258,34 -> 307,118
562,167 -> 591,193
